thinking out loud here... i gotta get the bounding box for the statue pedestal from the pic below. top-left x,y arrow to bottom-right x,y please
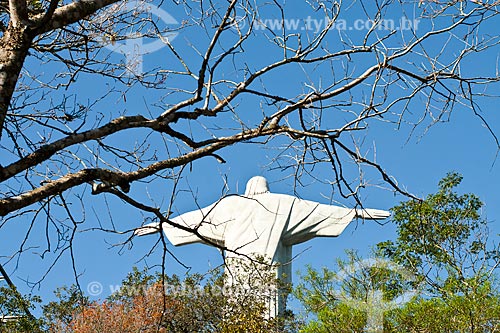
225,255 -> 292,319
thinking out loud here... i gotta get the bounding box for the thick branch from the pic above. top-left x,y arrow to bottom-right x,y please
32,0 -> 121,35
0,25 -> 32,140
0,168 -> 128,216
35,0 -> 61,28
0,115 -> 156,182
0,0 -> 121,138
8,0 -> 28,27
0,126 -> 287,216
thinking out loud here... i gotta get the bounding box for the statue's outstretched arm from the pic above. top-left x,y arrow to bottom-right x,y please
282,196 -> 389,245
167,203 -> 227,246
354,208 -> 390,220
134,217 -> 207,246
135,200 -> 229,246
134,221 -> 161,236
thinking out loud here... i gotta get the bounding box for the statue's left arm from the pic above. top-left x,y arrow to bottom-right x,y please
281,196 -> 389,245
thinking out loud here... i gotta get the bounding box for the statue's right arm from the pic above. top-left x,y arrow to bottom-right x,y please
134,221 -> 161,236
133,198 -> 231,246
133,218 -> 205,246
168,201 -> 228,246
133,213 -> 214,246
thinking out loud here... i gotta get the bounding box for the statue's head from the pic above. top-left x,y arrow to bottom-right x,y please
245,176 -> 270,196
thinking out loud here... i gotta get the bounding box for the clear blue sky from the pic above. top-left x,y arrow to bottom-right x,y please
1,0 -> 499,317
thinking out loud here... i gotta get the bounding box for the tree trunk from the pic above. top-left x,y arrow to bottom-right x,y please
0,24 -> 32,139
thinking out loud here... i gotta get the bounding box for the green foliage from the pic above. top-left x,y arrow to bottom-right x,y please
27,0 -> 43,12
385,289 -> 500,333
297,173 -> 500,333
44,264 -> 300,332
0,287 -> 43,333
0,262 -> 299,332
295,250 -> 416,333
42,285 -> 88,331
378,172 -> 499,297
298,302 -> 366,333
106,266 -> 157,303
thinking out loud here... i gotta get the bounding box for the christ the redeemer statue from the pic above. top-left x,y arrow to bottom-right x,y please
135,176 -> 390,317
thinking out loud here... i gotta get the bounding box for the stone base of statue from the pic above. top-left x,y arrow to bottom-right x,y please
224,255 -> 291,319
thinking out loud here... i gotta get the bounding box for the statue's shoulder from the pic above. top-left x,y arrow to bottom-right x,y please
257,192 -> 296,204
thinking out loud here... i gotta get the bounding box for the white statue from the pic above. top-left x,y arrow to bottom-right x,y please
135,176 -> 390,317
